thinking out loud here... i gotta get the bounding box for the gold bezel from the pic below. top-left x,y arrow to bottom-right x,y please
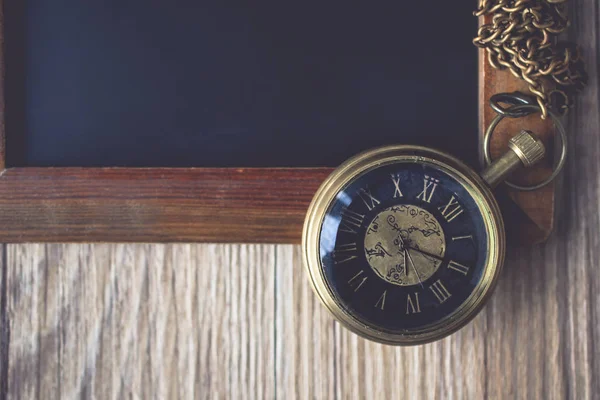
302,145 -> 505,346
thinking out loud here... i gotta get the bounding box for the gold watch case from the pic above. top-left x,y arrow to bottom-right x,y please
302,145 -> 505,345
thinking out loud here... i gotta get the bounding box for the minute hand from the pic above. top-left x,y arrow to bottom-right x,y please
404,249 -> 424,289
405,246 -> 445,262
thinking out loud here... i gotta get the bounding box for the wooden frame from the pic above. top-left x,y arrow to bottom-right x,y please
0,168 -> 332,242
0,6 -> 555,243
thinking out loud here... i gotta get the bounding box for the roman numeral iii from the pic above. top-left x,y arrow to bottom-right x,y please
417,176 -> 439,203
438,195 -> 464,222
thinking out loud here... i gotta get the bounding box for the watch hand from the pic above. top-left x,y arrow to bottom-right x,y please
396,233 -> 405,246
405,249 -> 424,289
405,245 -> 445,263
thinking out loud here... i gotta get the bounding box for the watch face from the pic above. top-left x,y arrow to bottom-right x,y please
313,154 -> 501,340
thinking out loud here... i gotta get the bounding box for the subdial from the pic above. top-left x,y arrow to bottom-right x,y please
364,205 -> 446,287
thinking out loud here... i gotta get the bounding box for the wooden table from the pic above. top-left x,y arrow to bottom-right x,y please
1,4 -> 598,400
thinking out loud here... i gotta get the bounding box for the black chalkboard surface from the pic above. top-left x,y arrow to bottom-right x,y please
5,1 -> 477,168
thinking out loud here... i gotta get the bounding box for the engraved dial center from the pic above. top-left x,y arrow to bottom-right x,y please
364,205 -> 446,287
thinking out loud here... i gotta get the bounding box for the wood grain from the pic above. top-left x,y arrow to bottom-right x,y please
0,244 -> 6,398
5,244 -> 277,399
0,168 -> 330,243
1,1 -> 598,399
3,237 -> 599,399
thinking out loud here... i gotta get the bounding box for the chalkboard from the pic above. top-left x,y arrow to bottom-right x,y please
4,1 -> 477,168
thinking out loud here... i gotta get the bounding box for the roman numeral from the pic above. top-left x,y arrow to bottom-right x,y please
416,176 -> 439,203
448,260 -> 469,275
406,292 -> 421,314
358,188 -> 380,211
452,235 -> 473,241
391,174 -> 403,198
339,208 -> 365,234
348,270 -> 368,292
375,290 -> 387,310
438,195 -> 464,222
429,280 -> 451,303
333,243 -> 358,265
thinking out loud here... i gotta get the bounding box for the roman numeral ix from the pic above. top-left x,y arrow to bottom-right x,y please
358,188 -> 381,211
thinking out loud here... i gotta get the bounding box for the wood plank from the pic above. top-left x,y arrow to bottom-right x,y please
6,237 -> 598,398
561,2 -> 600,396
333,299 -> 487,399
0,244 -> 6,400
0,168 -> 331,243
479,15 -> 556,245
6,244 -> 276,399
274,245 -> 335,399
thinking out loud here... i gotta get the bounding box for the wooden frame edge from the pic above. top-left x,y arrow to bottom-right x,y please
0,168 -> 331,243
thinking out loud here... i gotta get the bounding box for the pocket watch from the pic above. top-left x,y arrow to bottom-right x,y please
302,131 -> 546,345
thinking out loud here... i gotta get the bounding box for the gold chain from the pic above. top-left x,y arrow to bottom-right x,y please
474,0 -> 587,118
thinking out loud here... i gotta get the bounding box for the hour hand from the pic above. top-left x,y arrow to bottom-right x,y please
405,245 -> 444,262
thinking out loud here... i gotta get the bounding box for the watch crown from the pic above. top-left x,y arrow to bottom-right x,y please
508,130 -> 546,167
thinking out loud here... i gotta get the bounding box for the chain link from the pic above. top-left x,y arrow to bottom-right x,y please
474,0 -> 587,118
